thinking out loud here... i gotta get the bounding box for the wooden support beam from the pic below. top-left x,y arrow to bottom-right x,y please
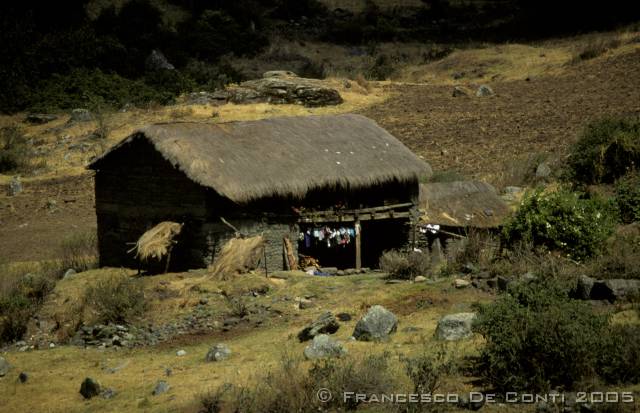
355,218 -> 361,270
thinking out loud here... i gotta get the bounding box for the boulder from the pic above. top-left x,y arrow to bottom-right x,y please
352,305 -> 398,341
145,49 -> 175,71
205,344 -> 231,362
70,108 -> 93,122
452,86 -> 469,97
535,162 -> 552,179
414,276 -> 427,283
591,279 -> 640,302
18,372 -> 28,383
152,380 -> 170,396
25,113 -> 58,124
80,377 -> 101,399
263,70 -> 298,78
227,76 -> 343,107
435,312 -> 477,341
454,279 -> 471,289
303,334 -> 347,360
176,349 -> 187,357
336,312 -> 352,322
575,275 -> 595,300
8,176 -> 22,196
476,85 -> 494,97
0,356 -> 10,377
298,311 -> 340,342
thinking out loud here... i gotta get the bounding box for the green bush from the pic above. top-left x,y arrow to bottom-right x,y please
84,274 -> 146,324
0,126 -> 32,173
615,171 -> 640,224
566,117 -> 640,185
598,324 -> 640,384
380,249 -> 431,279
502,188 -> 617,260
584,227 -> 640,280
473,280 -> 608,392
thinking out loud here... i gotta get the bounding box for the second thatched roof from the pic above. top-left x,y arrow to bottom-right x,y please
89,114 -> 431,204
419,180 -> 511,228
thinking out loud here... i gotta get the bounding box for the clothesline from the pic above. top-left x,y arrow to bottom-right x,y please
299,224 -> 360,248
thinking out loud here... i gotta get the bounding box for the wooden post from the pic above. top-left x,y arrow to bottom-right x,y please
263,245 -> 268,278
164,246 -> 173,274
355,218 -> 362,270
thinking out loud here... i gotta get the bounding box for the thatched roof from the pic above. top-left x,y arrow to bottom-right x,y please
89,114 -> 431,204
419,181 -> 511,228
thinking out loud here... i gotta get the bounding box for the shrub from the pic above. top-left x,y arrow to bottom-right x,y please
402,346 -> 456,395
366,54 -> 395,80
573,38 -> 621,62
0,267 -> 58,343
598,324 -> 640,384
566,117 -> 640,185
84,274 -> 146,324
0,126 -> 32,173
615,171 -> 640,224
473,280 -> 608,392
584,227 -> 640,280
380,249 -> 431,279
502,188 -> 617,260
60,231 -> 98,272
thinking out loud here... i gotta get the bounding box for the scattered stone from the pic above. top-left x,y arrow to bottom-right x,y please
475,85 -> 494,97
8,176 -> 22,196
298,312 -> 340,342
70,108 -> 93,122
80,377 -> 101,399
145,49 -> 175,71
49,342 -> 55,349
452,86 -> 469,97
336,312 -> 352,322
176,350 -> 187,357
575,275 -> 595,300
297,297 -> 315,310
353,305 -> 398,341
535,162 -> 552,179
25,113 -> 58,124
414,275 -> 427,282
61,268 -> 77,280
165,368 -> 172,377
336,270 -> 345,276
205,344 -> 231,362
152,380 -> 170,396
18,372 -> 28,383
102,388 -> 117,399
199,298 -> 209,305
303,334 -> 347,360
454,279 -> 471,289
0,357 -> 10,377
435,313 -> 477,341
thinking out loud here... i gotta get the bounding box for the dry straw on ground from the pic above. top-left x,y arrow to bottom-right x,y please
208,236 -> 266,279
129,221 -> 183,262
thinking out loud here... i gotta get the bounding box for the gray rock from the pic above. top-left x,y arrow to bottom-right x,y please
70,108 -> 93,122
454,279 -> 471,288
414,275 -> 427,282
452,86 -> 469,97
303,334 -> 347,359
80,377 -> 101,399
297,298 -> 315,309
353,305 -> 398,341
102,388 -> 117,399
63,268 -> 77,279
263,70 -> 298,78
205,344 -> 231,362
8,176 -> 22,196
536,162 -> 552,178
0,357 -> 10,377
145,49 -> 175,71
435,312 -> 477,341
228,76 -> 343,107
476,85 -> 494,97
298,311 -> 340,342
176,349 -> 187,357
25,113 -> 58,124
320,267 -> 339,275
152,380 -> 170,396
591,279 -> 640,302
336,312 -> 352,322
18,372 -> 28,383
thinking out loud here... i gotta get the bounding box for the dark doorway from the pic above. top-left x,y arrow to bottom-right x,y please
361,219 -> 409,269
297,223 -> 357,269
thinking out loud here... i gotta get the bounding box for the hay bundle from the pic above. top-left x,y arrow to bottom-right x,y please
209,236 -> 265,279
129,221 -> 183,262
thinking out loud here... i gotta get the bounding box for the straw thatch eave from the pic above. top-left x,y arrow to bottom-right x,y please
89,114 -> 431,204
